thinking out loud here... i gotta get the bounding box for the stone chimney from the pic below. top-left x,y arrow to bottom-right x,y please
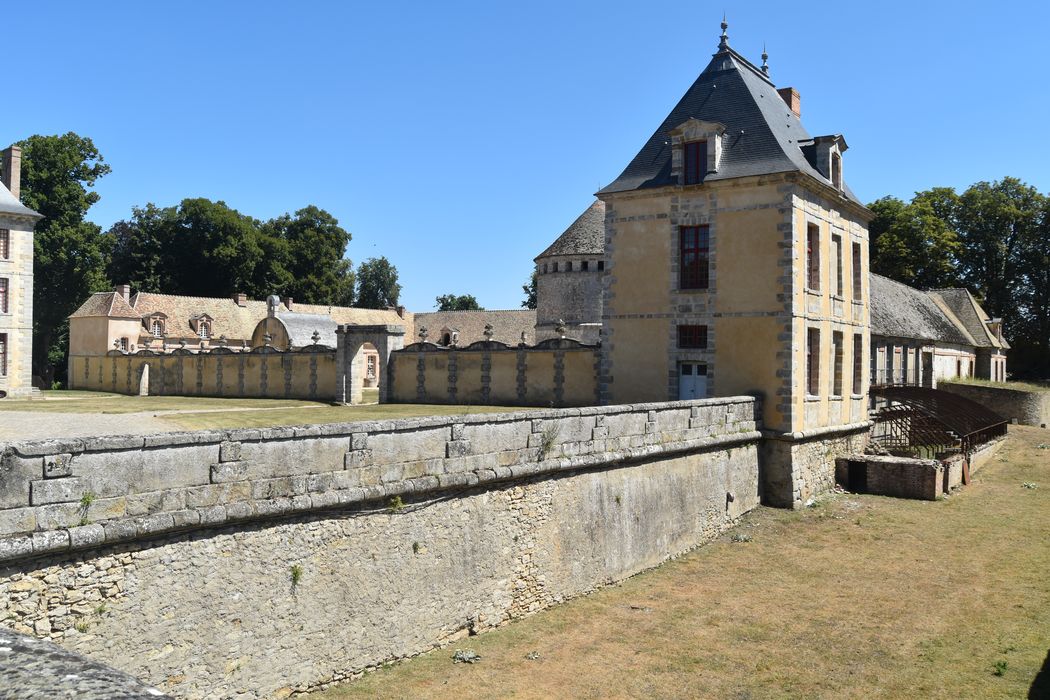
777,87 -> 800,118
1,145 -> 22,200
396,305 -> 406,319
283,296 -> 293,311
232,292 -> 247,307
114,284 -> 131,302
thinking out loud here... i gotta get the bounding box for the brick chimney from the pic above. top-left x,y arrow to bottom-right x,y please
1,145 -> 21,200
114,284 -> 131,302
232,292 -> 247,307
777,87 -> 801,118
396,305 -> 406,319
283,296 -> 293,311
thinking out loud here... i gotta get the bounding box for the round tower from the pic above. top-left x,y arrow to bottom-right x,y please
534,200 -> 605,344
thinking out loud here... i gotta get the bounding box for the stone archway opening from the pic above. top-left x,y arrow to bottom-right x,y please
335,324 -> 406,405
357,341 -> 380,403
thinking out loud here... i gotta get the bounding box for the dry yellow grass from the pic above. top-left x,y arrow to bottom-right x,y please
314,426 -> 1050,700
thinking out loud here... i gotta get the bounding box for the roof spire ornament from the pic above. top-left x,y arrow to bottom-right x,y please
761,42 -> 769,75
719,13 -> 729,50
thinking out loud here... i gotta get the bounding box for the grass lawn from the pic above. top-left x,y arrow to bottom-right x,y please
0,389 -> 526,431
314,425 -> 1050,700
943,377 -> 1050,393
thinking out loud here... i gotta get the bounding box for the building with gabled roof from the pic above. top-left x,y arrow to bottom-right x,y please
0,145 -> 43,398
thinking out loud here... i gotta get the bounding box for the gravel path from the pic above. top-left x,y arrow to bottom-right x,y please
0,411 -> 175,442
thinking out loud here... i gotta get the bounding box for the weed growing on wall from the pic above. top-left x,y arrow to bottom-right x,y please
388,495 -> 405,513
539,424 -> 560,460
290,564 -> 303,588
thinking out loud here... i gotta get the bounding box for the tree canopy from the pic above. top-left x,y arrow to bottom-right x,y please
435,293 -> 482,311
868,178 -> 1050,378
16,133 -> 112,384
521,272 -> 537,310
355,257 -> 401,309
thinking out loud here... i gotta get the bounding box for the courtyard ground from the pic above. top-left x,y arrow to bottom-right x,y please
314,425 -> 1050,700
0,390 -> 524,439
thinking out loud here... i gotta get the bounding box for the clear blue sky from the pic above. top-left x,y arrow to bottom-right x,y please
6,1 -> 1048,311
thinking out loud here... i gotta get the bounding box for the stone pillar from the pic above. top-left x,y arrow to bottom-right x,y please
335,324 -> 405,405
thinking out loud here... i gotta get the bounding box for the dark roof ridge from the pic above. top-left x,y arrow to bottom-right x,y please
710,45 -> 775,87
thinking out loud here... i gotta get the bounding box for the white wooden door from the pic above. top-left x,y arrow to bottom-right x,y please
678,363 -> 708,400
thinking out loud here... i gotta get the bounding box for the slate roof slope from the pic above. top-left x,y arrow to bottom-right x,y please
930,289 -> 1010,349
69,292 -> 142,320
598,33 -> 860,205
0,180 -> 41,218
291,302 -> 407,328
869,274 -> 975,346
536,200 -> 606,260
275,312 -> 339,347
412,310 -> 537,345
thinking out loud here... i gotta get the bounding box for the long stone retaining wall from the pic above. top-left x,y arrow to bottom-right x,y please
0,397 -> 761,699
939,382 -> 1050,428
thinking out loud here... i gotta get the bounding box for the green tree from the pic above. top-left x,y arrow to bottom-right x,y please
15,133 -> 111,385
435,293 -> 482,311
521,271 -> 537,309
263,206 -> 354,306
868,196 -> 961,289
1014,197 -> 1050,376
355,257 -> 401,308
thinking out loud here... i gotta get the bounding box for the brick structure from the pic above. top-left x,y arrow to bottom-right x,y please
0,145 -> 43,399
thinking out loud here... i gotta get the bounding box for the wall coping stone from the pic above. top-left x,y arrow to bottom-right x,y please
762,420 -> 872,442
0,396 -> 761,564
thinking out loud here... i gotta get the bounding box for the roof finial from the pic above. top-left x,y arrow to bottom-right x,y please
761,42 -> 769,75
719,13 -> 729,50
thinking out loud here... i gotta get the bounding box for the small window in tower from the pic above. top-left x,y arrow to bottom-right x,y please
806,224 -> 820,291
581,260 -> 589,271
683,141 -> 707,185
597,261 -> 605,271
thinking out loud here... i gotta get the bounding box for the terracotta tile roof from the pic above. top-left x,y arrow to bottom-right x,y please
411,310 -> 537,345
68,292 -> 141,320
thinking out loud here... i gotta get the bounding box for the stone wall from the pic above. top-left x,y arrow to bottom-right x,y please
939,382 -> 1050,428
67,347 -> 337,402
388,338 -> 600,407
760,423 -> 871,508
0,397 -> 761,699
835,454 -> 943,500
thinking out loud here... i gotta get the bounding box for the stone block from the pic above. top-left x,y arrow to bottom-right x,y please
211,462 -> 249,483
30,478 -> 82,505
0,535 -> 33,560
0,506 -> 36,535
345,449 -> 373,469
350,433 -> 369,450
68,523 -> 105,548
171,509 -> 201,528
359,467 -> 382,487
307,472 -> 335,493
135,513 -> 175,537
102,519 -> 137,541
184,482 -> 250,508
592,426 -> 609,440
252,477 -> 307,500
43,453 -> 73,479
219,441 -> 242,463
126,490 -> 181,517
34,503 -> 81,530
197,505 -> 227,525
0,453 -> 42,509
32,530 -> 70,555
446,440 -> 471,458
450,423 -> 465,441
461,421 -> 531,453
381,463 -> 404,483
368,427 -> 448,464
240,436 -> 349,478
225,500 -> 254,520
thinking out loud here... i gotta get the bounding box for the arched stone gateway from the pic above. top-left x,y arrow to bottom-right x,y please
334,324 -> 405,404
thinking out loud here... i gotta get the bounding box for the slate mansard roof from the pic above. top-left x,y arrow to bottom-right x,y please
535,200 -> 606,260
598,33 -> 860,205
0,180 -> 41,219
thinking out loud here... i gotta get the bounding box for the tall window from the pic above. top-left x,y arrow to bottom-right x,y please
0,229 -> 8,259
151,319 -> 163,337
852,334 -> 863,395
832,234 -> 843,297
679,225 -> 710,290
677,324 -> 708,349
0,333 -> 6,376
852,242 -> 862,300
832,331 -> 844,396
683,141 -> 707,185
807,328 -> 820,396
806,224 -> 820,291
198,322 -> 211,340
581,261 -> 589,271
119,337 -> 128,352
0,278 -> 7,314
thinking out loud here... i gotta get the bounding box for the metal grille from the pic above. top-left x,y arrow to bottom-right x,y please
870,386 -> 1008,457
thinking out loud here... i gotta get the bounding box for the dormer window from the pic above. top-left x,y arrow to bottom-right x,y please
198,321 -> 210,340
684,141 -> 707,185
151,319 -> 164,337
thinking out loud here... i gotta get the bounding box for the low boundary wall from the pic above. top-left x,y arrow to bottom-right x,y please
0,397 -> 760,699
939,382 -> 1050,428
68,347 -> 337,402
